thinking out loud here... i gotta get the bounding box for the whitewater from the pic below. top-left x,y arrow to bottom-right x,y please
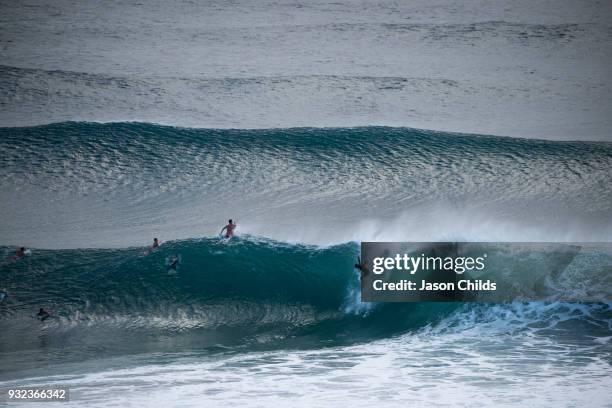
1,0 -> 612,407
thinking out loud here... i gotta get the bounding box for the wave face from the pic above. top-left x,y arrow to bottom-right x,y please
0,238 -> 460,374
0,237 -> 610,383
1,122 -> 612,249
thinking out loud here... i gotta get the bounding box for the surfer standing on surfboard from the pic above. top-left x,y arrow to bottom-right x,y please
220,219 -> 236,238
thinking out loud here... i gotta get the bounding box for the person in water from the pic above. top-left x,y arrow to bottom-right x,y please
36,308 -> 50,321
145,238 -> 160,255
220,219 -> 236,238
167,254 -> 180,272
11,247 -> 26,261
354,256 -> 368,275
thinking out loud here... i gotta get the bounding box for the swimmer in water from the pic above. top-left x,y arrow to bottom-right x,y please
36,308 -> 50,321
220,219 -> 236,238
10,247 -> 26,261
152,238 -> 160,249
167,254 -> 180,272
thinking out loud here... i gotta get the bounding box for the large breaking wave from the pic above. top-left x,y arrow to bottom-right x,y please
0,238 -> 456,336
0,235 -> 609,385
1,237 -> 609,346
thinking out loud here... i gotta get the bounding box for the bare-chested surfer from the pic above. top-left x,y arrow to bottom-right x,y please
220,219 -> 236,238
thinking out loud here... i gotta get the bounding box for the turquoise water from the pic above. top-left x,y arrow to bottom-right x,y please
0,237 -> 462,377
2,0 -> 612,404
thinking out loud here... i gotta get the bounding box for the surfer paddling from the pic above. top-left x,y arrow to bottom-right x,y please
220,219 -> 236,238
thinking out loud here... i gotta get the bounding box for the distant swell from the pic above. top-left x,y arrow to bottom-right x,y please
1,122 -> 611,248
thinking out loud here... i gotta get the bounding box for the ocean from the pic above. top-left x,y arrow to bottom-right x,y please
1,0 -> 612,407
1,124 -> 611,406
